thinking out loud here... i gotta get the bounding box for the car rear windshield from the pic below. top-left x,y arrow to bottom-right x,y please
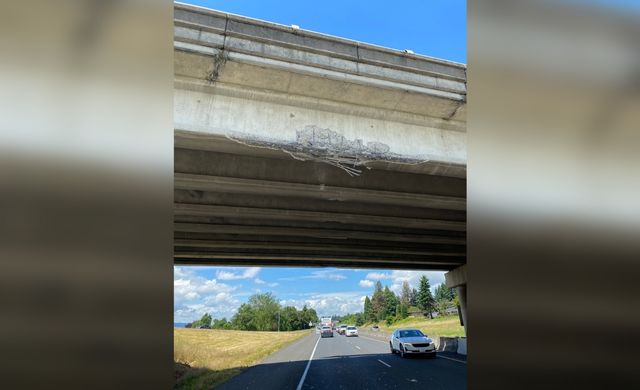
399,330 -> 424,338
347,327 -> 356,330
322,327 -> 330,330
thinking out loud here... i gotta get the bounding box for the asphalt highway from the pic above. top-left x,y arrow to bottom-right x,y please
217,331 -> 467,390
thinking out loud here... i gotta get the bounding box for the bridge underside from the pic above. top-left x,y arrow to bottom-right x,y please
175,133 -> 466,270
173,4 -> 466,270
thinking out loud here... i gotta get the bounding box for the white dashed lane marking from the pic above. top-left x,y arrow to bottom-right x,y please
377,359 -> 391,368
437,355 -> 467,364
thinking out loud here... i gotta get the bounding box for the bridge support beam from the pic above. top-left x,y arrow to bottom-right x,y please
445,264 -> 467,335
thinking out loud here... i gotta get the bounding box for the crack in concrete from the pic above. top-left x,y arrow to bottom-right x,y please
206,50 -> 228,84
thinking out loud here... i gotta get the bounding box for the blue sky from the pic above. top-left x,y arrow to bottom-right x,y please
181,0 -> 467,63
174,266 -> 447,323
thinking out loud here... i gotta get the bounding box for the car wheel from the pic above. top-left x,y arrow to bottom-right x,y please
399,344 -> 405,358
389,342 -> 395,354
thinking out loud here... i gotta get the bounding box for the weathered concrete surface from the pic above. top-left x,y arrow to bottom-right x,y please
174,3 -> 466,178
445,264 -> 468,288
173,3 -> 467,270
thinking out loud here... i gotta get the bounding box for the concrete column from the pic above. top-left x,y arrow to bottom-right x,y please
456,284 -> 467,335
445,264 -> 467,335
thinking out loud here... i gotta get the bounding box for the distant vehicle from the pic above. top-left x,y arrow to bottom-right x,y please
338,324 -> 348,335
345,326 -> 358,337
389,328 -> 436,358
315,326 -> 320,334
198,324 -> 210,329
371,325 -> 380,331
320,326 -> 333,338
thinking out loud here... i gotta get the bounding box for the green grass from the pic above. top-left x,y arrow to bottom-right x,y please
366,315 -> 465,339
174,328 -> 311,389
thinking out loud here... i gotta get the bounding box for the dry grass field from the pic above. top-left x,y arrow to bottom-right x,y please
174,328 -> 311,389
369,315 -> 465,339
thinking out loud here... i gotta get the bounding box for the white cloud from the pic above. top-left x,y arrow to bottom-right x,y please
307,269 -> 347,280
280,291 -> 366,316
356,270 -> 446,295
365,272 -> 391,280
174,267 -> 240,322
244,267 -> 261,278
174,273 -> 235,304
255,278 -> 279,287
280,269 -> 347,281
359,279 -> 374,288
387,270 -> 445,294
216,267 -> 262,280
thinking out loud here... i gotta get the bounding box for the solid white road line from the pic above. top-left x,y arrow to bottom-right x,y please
437,355 -> 467,364
296,336 -> 321,390
377,359 -> 391,368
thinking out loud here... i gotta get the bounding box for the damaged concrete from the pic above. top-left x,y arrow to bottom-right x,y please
226,125 -> 431,176
173,5 -> 466,178
206,50 -> 227,83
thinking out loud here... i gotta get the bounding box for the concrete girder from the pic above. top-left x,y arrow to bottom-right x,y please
174,147 -> 466,197
174,203 -> 466,231
175,173 -> 466,211
174,223 -> 465,245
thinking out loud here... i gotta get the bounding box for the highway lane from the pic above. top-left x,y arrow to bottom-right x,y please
218,331 -> 466,390
303,333 -> 466,389
216,333 -> 318,390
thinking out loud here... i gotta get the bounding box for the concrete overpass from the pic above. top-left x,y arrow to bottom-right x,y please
173,3 -> 466,276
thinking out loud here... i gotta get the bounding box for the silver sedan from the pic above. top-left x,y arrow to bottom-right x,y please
389,328 -> 436,358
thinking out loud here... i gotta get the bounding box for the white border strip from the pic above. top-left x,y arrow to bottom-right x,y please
437,354 -> 467,364
296,336 -> 321,390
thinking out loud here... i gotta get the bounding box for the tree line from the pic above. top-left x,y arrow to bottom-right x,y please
361,276 -> 457,325
186,292 -> 319,331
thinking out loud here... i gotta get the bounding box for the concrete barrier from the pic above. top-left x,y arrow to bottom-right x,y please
437,336 -> 458,352
456,337 -> 467,355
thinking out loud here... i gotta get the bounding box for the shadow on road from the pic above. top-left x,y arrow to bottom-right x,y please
212,351 -> 465,390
